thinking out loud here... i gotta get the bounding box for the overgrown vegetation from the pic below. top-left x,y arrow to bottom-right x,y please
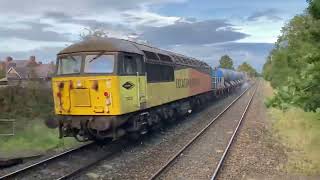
0,82 -> 53,119
0,82 -> 77,157
263,81 -> 320,175
0,68 -> 5,79
0,118 -> 78,157
262,1 -> 320,174
263,0 -> 320,112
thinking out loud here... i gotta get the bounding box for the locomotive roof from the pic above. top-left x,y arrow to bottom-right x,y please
59,37 -> 210,68
59,37 -> 143,55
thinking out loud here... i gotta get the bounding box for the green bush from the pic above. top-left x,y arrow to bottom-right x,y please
0,82 -> 78,156
0,82 -> 53,119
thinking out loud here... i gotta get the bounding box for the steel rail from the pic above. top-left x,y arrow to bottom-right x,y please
0,142 -> 93,179
56,150 -> 112,180
211,81 -> 259,180
148,82 -> 255,180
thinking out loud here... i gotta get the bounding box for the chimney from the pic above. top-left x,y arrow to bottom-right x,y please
30,56 -> 36,62
6,56 -> 13,62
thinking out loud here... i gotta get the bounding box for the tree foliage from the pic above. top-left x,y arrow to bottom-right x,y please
219,55 -> 234,69
263,1 -> 320,112
308,0 -> 320,19
237,62 -> 258,77
80,28 -> 108,41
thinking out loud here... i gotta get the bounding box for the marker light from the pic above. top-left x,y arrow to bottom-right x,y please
76,81 -> 82,88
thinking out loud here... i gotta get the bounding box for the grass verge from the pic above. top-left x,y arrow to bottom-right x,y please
0,84 -> 79,159
263,81 -> 320,175
0,118 -> 78,159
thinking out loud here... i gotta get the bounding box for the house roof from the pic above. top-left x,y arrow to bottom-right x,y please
7,67 -> 28,79
34,64 -> 55,77
5,59 -> 55,79
6,60 -> 29,68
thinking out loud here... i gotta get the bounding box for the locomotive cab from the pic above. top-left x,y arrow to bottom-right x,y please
53,52 -> 146,115
52,49 -> 147,141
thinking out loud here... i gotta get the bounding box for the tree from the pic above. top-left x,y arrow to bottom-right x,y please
219,55 -> 234,69
307,0 -> 320,19
237,62 -> 258,77
262,4 -> 320,112
79,28 -> 108,41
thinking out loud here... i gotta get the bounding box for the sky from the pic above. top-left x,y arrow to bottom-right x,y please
0,0 -> 308,72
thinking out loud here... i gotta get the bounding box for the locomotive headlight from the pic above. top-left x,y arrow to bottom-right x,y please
76,80 -> 82,88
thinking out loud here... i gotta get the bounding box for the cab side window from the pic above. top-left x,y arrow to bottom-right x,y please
119,53 -> 145,75
123,55 -> 137,75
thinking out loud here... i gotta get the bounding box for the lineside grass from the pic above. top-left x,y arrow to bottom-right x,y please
0,118 -> 78,158
0,84 -> 79,158
263,81 -> 320,175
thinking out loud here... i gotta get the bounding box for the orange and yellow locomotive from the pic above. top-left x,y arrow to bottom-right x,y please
52,37 -> 230,142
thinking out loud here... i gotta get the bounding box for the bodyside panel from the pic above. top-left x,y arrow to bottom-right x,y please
146,67 -> 212,108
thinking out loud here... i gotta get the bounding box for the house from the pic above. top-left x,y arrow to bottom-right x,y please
3,56 -> 55,80
1,56 -> 55,87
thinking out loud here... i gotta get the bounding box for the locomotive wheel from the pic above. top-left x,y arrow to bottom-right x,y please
150,119 -> 163,132
128,132 -> 141,141
73,131 -> 90,142
164,111 -> 177,124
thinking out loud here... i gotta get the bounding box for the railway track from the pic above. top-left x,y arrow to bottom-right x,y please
0,83 -> 256,180
148,82 -> 258,180
0,142 -> 93,179
0,141 -> 127,180
210,82 -> 258,180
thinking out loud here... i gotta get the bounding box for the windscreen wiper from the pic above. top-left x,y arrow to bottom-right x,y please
88,51 -> 106,63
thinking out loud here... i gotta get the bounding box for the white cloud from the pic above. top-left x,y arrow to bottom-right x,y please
0,0 -> 183,52
166,42 -> 274,71
233,18 -> 285,43
0,38 -> 69,52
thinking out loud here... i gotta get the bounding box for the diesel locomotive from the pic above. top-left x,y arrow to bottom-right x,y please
52,37 -> 245,142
